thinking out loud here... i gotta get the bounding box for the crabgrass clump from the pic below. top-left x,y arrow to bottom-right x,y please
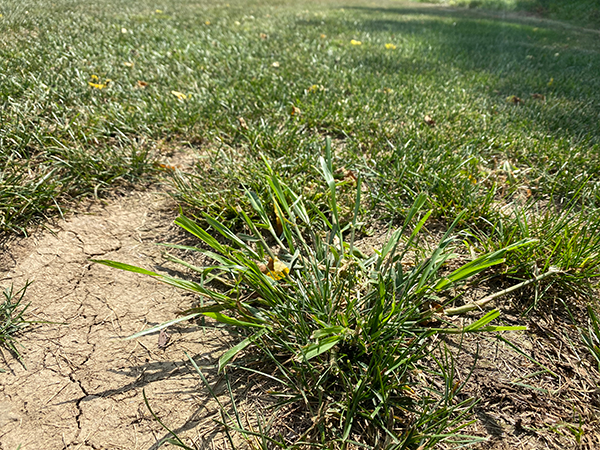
95,142 -> 531,448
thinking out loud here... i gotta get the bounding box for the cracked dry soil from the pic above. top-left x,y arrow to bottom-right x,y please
0,192 -> 232,450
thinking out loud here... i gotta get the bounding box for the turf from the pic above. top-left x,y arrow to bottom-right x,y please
412,0 -> 600,29
2,0 -> 599,233
1,0 -> 600,446
1,0 -> 599,218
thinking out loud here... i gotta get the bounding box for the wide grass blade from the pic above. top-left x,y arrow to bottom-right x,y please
125,314 -> 200,340
219,328 -> 268,373
92,259 -> 231,302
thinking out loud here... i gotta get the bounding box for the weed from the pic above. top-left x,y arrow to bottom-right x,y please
95,143 -> 529,448
0,281 -> 33,367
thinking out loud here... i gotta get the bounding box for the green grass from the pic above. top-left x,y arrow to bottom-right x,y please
96,147 -> 530,448
412,0 -> 600,29
2,0 -> 600,446
2,0 -> 599,238
0,282 -> 33,368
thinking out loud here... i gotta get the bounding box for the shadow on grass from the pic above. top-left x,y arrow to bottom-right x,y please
323,4 -> 600,146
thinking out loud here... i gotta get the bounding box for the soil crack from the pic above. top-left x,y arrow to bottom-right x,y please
1,191 -> 234,450
69,372 -> 89,431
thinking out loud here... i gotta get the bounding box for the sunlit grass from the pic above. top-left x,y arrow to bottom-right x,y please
2,0 -> 600,445
2,0 -> 599,233
96,143 -> 530,448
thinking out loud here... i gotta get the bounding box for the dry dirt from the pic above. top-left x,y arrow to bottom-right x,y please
435,313 -> 600,450
0,191 -> 236,450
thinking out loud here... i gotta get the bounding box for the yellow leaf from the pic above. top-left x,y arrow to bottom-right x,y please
171,90 -> 187,101
350,39 -> 362,46
548,77 -> 554,87
265,256 -> 289,281
123,61 -> 134,67
88,82 -> 106,89
88,74 -> 110,89
385,43 -> 396,49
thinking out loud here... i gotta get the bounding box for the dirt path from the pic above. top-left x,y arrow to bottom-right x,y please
0,192 -> 230,450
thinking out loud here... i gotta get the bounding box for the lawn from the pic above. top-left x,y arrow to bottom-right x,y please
1,0 -> 599,448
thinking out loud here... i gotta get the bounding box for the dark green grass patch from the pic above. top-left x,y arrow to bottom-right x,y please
410,0 -> 600,29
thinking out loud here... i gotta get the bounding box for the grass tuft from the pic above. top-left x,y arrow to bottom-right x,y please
96,143 -> 531,448
0,281 -> 33,367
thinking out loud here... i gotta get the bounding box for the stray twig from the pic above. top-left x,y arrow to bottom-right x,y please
445,268 -> 561,316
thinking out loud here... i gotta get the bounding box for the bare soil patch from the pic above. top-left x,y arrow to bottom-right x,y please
0,191 -> 232,450
439,312 -> 600,449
